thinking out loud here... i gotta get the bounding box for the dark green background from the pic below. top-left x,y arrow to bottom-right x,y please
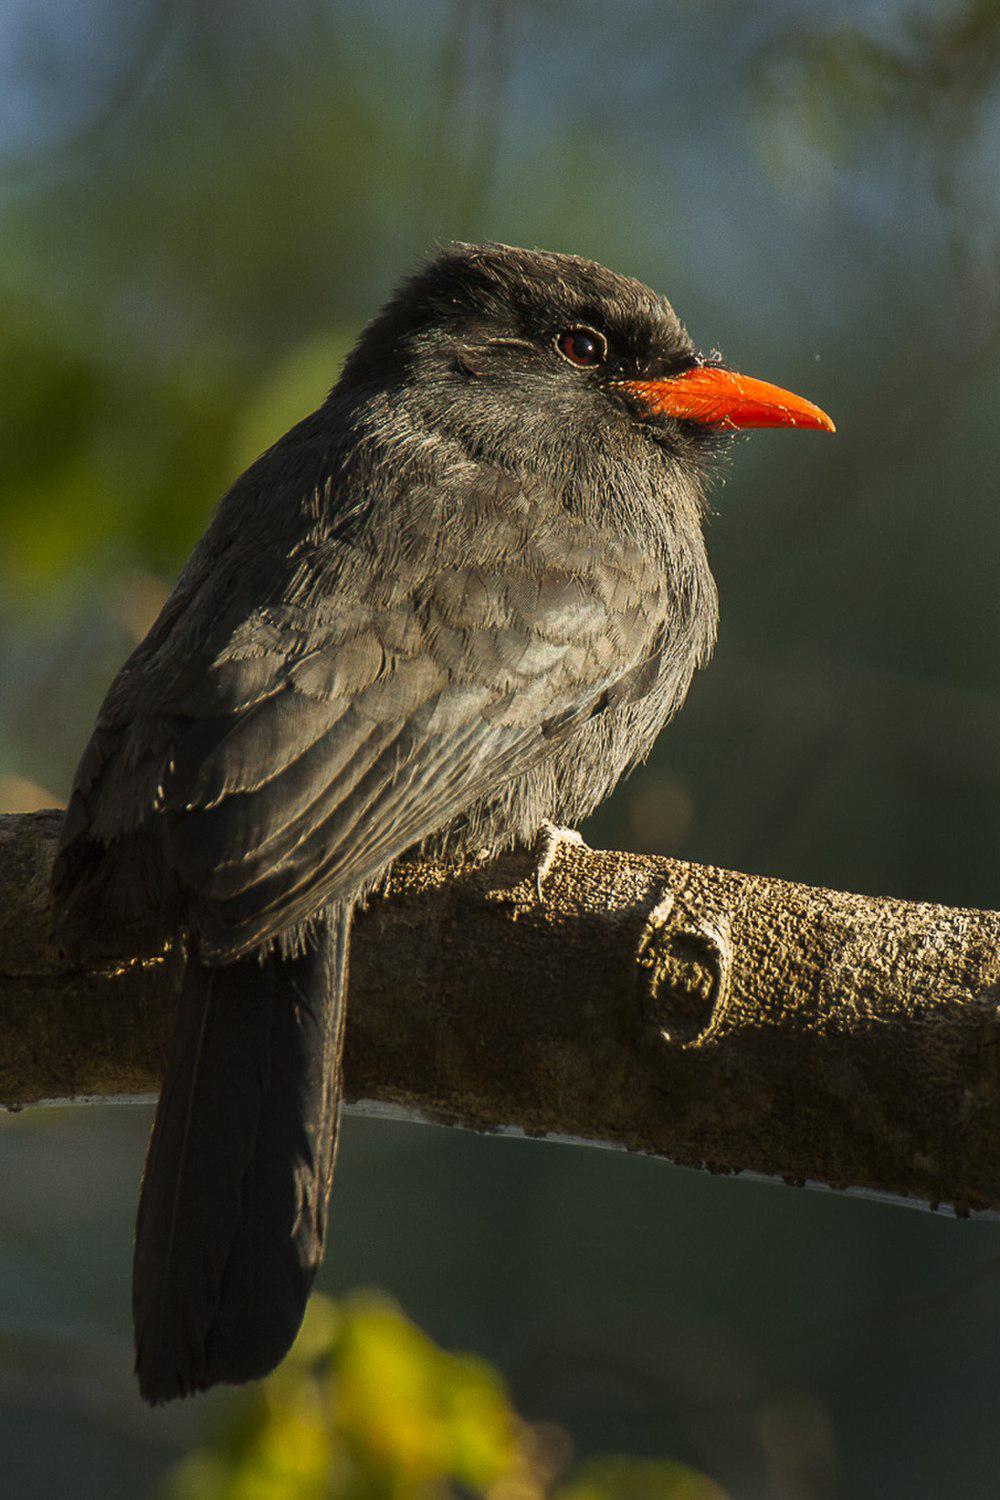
2,2 -> 1000,1494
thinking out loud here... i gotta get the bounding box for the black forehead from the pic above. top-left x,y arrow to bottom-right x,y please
401,242 -> 688,346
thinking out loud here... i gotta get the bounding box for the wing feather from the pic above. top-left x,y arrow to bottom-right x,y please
54,455 -> 671,964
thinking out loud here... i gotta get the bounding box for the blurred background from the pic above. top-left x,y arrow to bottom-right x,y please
2,0 -> 1000,1494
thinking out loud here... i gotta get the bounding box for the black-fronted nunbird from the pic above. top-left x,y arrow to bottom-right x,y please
51,243 -> 833,1403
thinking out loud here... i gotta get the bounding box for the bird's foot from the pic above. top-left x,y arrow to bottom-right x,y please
534,822 -> 587,902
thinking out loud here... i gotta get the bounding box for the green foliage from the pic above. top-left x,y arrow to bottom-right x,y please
161,1295 -> 727,1500
556,1459 -> 728,1500
0,302 -> 356,636
162,1295 -> 523,1500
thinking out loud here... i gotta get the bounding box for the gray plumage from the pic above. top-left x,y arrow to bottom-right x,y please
51,243 -> 721,1402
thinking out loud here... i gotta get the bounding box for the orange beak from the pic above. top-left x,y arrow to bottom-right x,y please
619,366 -> 835,433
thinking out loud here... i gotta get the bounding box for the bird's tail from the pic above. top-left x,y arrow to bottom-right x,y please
132,904 -> 351,1404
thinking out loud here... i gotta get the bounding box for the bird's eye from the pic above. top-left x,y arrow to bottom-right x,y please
555,327 -> 608,368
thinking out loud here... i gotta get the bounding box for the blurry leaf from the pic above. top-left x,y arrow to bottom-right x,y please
161,1295 -> 729,1499
0,311 -> 100,492
3,452 -> 114,590
333,1295 -> 518,1491
162,1294 -> 526,1500
554,1457 -> 730,1500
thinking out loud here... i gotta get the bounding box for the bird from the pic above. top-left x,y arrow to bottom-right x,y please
50,242 -> 833,1404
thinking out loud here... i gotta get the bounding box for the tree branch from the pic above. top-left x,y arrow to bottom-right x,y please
3,809 -> 999,1216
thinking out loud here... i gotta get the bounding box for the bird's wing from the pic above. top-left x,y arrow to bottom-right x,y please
164,547 -> 663,960
55,469 -> 669,962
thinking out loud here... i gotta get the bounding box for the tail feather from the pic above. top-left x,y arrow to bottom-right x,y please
132,905 -> 351,1404
204,905 -> 350,1384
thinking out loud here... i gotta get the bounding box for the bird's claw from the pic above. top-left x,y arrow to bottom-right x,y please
534,822 -> 587,903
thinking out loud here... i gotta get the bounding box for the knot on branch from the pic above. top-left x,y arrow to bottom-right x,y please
637,891 -> 732,1047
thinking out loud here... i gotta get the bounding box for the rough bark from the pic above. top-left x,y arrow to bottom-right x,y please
2,809 -> 999,1217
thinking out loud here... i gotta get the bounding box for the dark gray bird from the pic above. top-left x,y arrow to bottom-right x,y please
50,243 -> 833,1404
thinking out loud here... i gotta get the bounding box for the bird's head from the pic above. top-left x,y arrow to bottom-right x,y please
337,242 -> 833,487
